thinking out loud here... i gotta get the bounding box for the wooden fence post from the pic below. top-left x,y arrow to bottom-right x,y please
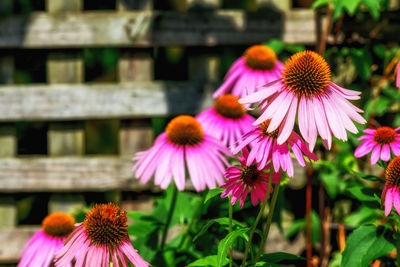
46,0 -> 85,214
0,0 -> 17,230
118,1 -> 154,158
117,0 -> 155,210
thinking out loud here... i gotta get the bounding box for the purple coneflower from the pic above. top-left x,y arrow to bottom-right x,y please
55,203 -> 150,267
18,212 -> 75,267
220,148 -> 281,208
240,50 -> 366,151
354,126 -> 400,165
381,156 -> 400,216
232,119 -> 317,177
196,94 -> 255,149
133,115 -> 230,192
213,45 -> 283,98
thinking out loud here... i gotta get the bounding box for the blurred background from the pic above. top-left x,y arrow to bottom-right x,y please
0,0 -> 399,266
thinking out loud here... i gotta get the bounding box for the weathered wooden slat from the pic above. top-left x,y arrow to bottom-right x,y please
0,82 -> 213,121
0,226 -> 39,263
0,10 -> 316,48
0,157 -> 152,192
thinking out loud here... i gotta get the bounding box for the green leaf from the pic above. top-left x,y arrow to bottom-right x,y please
362,0 -> 380,19
340,225 -> 394,267
259,252 -> 306,263
344,206 -> 378,227
263,39 -> 284,55
351,170 -> 384,184
205,188 -> 224,206
350,48 -> 372,80
311,0 -> 332,9
188,255 -> 230,267
311,211 -> 321,245
343,0 -> 362,15
320,164 -> 340,198
347,186 -> 379,203
217,228 -> 249,267
284,219 -> 305,239
194,218 -> 245,241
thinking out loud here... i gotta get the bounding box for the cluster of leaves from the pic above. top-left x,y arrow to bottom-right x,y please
125,186 -> 306,266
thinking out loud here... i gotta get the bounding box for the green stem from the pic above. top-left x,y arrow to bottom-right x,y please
178,191 -> 207,249
241,167 -> 274,267
229,196 -> 233,267
254,182 -> 281,264
160,185 -> 178,250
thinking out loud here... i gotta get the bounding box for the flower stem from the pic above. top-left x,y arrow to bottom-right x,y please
241,167 -> 274,267
161,185 -> 178,250
178,191 -> 206,249
254,182 -> 281,263
229,196 -> 233,267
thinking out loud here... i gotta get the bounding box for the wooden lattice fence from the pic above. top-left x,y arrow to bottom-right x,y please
0,0 -> 318,263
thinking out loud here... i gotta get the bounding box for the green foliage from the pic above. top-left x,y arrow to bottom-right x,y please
312,0 -> 384,20
285,210 -> 321,245
341,225 -> 395,267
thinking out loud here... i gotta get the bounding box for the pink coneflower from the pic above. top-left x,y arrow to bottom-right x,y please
18,212 -> 75,267
213,45 -> 284,98
132,115 -> 230,192
240,50 -> 366,151
220,148 -> 281,208
196,94 -> 255,148
354,126 -> 400,165
55,203 -> 150,267
381,156 -> 400,216
232,120 -> 317,177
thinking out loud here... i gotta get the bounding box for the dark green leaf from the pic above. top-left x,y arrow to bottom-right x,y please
194,218 -> 245,241
188,255 -> 230,267
205,188 -> 224,206
259,252 -> 306,263
341,225 -> 394,267
217,228 -> 249,267
320,164 -> 340,198
351,170 -> 384,184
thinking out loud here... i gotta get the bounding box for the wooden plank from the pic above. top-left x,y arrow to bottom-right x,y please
0,82 -> 213,121
0,226 -> 40,263
0,157 -> 153,192
46,0 -> 85,215
0,10 -> 317,48
118,51 -> 154,82
0,0 -> 17,231
117,0 -> 153,10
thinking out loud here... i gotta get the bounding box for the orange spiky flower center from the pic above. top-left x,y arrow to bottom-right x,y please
214,94 -> 246,119
166,115 -> 204,146
42,212 -> 75,238
244,45 -> 277,70
282,50 -> 331,97
84,203 -> 128,247
373,127 -> 396,145
241,164 -> 263,186
259,120 -> 279,138
386,156 -> 400,186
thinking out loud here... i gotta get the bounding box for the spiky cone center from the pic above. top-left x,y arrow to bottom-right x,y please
386,156 -> 400,187
42,212 -> 75,238
84,203 -> 128,247
373,127 -> 396,145
214,94 -> 246,119
166,115 -> 204,146
282,50 -> 331,97
241,164 -> 263,186
244,45 -> 277,70
259,120 -> 279,138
